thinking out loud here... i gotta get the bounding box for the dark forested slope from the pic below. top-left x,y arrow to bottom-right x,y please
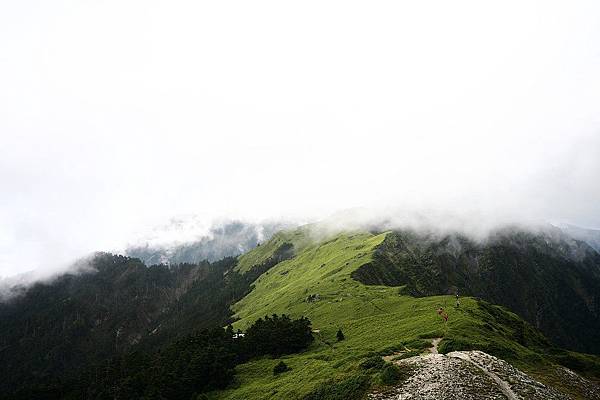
352,227 -> 600,354
0,235 -> 298,399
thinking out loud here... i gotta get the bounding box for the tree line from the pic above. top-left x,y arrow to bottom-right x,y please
4,314 -> 313,400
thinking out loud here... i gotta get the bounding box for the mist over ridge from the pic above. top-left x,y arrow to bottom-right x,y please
1,0 -> 600,282
2,205 -> 600,289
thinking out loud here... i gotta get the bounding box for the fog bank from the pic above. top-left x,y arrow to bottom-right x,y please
1,0 -> 600,277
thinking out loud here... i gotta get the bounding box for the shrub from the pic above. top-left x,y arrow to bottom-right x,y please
437,337 -> 472,354
359,356 -> 384,370
480,342 -> 517,360
379,364 -> 401,385
553,352 -> 600,376
273,361 -> 290,375
379,364 -> 414,386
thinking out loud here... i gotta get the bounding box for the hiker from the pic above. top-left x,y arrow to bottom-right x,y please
437,307 -> 448,323
455,292 -> 460,308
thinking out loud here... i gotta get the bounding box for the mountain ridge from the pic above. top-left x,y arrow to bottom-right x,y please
1,224 -> 600,399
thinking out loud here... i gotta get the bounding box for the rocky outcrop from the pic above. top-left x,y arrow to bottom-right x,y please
369,350 -> 600,400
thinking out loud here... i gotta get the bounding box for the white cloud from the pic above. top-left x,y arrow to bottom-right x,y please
1,0 -> 600,276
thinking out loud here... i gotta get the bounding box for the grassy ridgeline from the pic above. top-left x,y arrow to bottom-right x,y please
209,231 -> 589,400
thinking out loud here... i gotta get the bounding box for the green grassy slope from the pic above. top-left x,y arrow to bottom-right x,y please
235,227 -> 313,273
232,232 -> 388,327
210,229 -> 600,400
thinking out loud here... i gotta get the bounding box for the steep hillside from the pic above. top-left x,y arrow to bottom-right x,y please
2,226 -> 600,399
235,226 -> 313,273
0,253 -> 259,397
351,228 -> 600,354
211,230 -> 600,400
233,231 -> 388,325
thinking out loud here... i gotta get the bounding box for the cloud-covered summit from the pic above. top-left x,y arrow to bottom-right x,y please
1,1 -> 600,277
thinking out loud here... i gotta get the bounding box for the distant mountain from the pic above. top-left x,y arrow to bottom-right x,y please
558,223 -> 600,253
126,220 -> 292,265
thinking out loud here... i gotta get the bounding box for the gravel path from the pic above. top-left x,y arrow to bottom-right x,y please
447,351 -> 518,400
368,347 -> 576,400
429,338 -> 442,354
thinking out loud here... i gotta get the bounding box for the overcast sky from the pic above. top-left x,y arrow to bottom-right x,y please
1,1 -> 600,277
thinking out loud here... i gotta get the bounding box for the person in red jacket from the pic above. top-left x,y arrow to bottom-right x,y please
437,307 -> 448,322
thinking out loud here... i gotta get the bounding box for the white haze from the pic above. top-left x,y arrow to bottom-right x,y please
1,1 -> 600,278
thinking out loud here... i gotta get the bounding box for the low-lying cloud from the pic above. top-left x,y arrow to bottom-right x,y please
1,0 -> 600,278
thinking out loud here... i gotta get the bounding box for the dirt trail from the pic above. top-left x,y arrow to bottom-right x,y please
448,351 -> 518,400
370,349 -> 569,399
428,339 -> 516,399
429,337 -> 442,354
382,337 -> 441,362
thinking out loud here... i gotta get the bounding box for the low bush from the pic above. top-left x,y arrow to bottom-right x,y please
359,356 -> 384,370
379,364 -> 401,385
273,361 -> 290,375
437,337 -> 472,354
552,352 -> 600,377
379,364 -> 414,386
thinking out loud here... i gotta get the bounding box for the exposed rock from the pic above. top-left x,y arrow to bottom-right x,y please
368,350 -> 592,400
